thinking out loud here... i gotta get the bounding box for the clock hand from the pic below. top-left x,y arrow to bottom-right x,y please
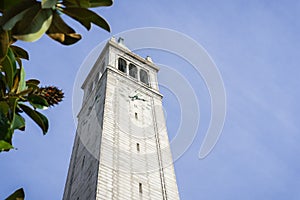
129,95 -> 146,101
136,97 -> 146,101
129,95 -> 138,101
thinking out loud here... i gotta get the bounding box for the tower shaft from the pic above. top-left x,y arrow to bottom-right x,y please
63,38 -> 180,200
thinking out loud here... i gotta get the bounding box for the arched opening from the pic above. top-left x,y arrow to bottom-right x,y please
140,69 -> 149,85
129,63 -> 137,79
118,58 -> 127,73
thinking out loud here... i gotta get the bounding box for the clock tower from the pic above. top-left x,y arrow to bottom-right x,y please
63,38 -> 180,200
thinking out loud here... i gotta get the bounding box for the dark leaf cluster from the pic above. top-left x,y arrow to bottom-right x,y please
0,0 -> 112,152
0,1 -> 112,197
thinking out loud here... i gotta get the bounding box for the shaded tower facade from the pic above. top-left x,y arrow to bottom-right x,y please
63,38 -> 180,200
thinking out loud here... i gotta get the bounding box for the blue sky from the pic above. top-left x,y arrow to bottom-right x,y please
1,0 -> 300,199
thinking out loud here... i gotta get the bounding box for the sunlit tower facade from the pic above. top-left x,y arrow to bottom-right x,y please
63,38 -> 180,200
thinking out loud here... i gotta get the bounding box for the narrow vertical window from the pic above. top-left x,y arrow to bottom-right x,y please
135,112 -> 138,119
129,63 -> 137,79
136,143 -> 140,152
118,58 -> 127,73
82,156 -> 85,168
140,69 -> 149,85
87,83 -> 93,96
139,183 -> 143,193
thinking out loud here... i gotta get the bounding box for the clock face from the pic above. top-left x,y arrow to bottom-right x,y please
116,83 -> 155,138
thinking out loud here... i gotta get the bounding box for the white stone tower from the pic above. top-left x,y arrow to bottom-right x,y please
63,38 -> 180,200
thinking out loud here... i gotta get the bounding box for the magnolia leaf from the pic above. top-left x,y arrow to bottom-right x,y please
0,0 -> 27,12
7,47 -> 17,72
46,12 -> 81,45
5,188 -> 25,200
10,45 -> 29,60
0,29 -> 9,62
16,88 -> 33,97
12,4 -> 53,42
62,7 -> 110,31
8,97 -> 18,122
0,114 -> 10,136
11,69 -> 20,93
25,79 -> 40,90
26,79 -> 40,86
11,63 -> 26,93
0,101 -> 9,114
0,74 -> 6,98
88,0 -> 113,7
11,113 -> 25,130
27,94 -> 49,109
42,0 -> 57,9
1,48 -> 17,90
1,56 -> 14,89
62,0 -> 88,8
0,103 -> 10,143
19,104 -> 49,134
62,0 -> 113,8
0,0 -> 37,30
0,140 -> 13,152
17,65 -> 26,93
11,65 -> 26,93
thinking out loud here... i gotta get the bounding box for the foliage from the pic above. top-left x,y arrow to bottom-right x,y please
5,188 -> 25,200
0,0 -> 112,152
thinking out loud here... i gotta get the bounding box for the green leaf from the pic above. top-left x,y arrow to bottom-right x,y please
0,74 -> 6,98
8,97 -> 18,121
19,104 -> 49,134
17,65 -> 26,93
16,88 -> 32,97
10,45 -> 29,60
0,0 -> 27,13
26,79 -> 40,86
1,48 -> 17,90
0,98 -> 18,145
0,0 -> 37,30
0,101 -> 9,114
0,108 -> 11,141
42,0 -> 57,9
62,0 -> 88,8
62,7 -> 110,31
89,0 -> 113,7
11,113 -> 25,130
11,69 -> 20,93
25,79 -> 40,90
12,4 -> 53,42
1,56 -> 13,89
90,0 -> 113,8
0,140 -> 13,151
62,0 -> 113,8
7,47 -> 17,72
0,29 -> 9,62
46,12 -> 81,45
27,94 -> 49,109
11,63 -> 26,93
5,188 -> 25,200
